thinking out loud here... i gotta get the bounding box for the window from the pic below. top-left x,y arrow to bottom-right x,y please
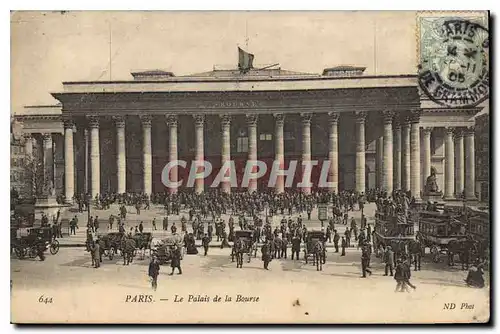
237,137 -> 248,153
259,133 -> 272,141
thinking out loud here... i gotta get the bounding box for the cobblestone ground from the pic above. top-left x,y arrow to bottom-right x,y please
11,203 -> 490,323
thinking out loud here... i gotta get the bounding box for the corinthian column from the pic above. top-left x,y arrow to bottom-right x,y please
88,117 -> 100,197
393,119 -> 402,191
355,111 -> 366,193
42,133 -> 54,194
194,115 -> 205,194
246,114 -> 258,193
141,116 -> 152,195
455,129 -> 465,198
274,114 -> 285,194
63,120 -> 75,202
464,126 -> 476,200
328,112 -> 339,193
444,127 -> 455,199
114,116 -> 126,194
410,110 -> 421,200
422,127 -> 433,189
301,113 -> 312,194
23,134 -> 33,158
402,118 -> 411,191
220,115 -> 231,194
382,111 -> 394,194
167,115 -> 178,194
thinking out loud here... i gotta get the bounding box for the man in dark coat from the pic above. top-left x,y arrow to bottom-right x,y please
169,245 -> 182,275
148,257 -> 160,291
361,244 -> 372,278
291,234 -> 301,260
261,241 -> 272,270
341,236 -> 347,256
202,233 -> 210,256
91,241 -> 100,268
171,223 -> 177,234
139,221 -> 144,233
383,246 -> 394,276
333,230 -> 340,253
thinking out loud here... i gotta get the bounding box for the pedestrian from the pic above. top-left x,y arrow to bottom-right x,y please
152,218 -> 157,231
261,241 -> 272,270
169,245 -> 182,275
383,246 -> 394,276
404,259 -> 417,290
333,230 -> 340,253
163,216 -> 168,231
148,257 -> 160,291
345,227 -> 351,247
91,241 -> 100,268
341,236 -> 346,256
202,233 -> 210,256
394,259 -> 407,292
361,244 -> 372,278
171,222 -> 177,234
139,221 -> 144,233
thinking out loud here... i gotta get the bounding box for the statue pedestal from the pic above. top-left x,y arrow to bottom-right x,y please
422,192 -> 444,203
34,195 -> 69,223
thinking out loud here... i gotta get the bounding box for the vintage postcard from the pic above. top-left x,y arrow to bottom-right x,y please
10,11 -> 490,324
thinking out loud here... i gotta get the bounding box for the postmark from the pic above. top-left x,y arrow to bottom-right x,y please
418,16 -> 489,107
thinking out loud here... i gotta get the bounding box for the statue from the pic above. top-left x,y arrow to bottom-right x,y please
425,169 -> 441,194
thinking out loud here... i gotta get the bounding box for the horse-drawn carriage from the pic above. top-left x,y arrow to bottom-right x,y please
151,234 -> 184,265
231,230 -> 257,268
95,232 -> 124,260
303,230 -> 326,271
373,210 -> 420,266
416,209 -> 468,264
11,226 -> 59,259
132,232 -> 153,259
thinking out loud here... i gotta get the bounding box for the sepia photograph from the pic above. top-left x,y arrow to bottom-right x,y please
10,10 -> 490,324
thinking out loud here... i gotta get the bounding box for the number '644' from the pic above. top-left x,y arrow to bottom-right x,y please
38,295 -> 53,304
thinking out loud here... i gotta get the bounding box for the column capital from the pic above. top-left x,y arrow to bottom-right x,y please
409,109 -> 421,123
464,126 -> 475,135
87,116 -> 100,129
220,114 -> 231,127
453,128 -> 464,139
41,133 -> 52,143
63,118 -> 74,129
193,114 -> 205,127
444,127 -> 455,135
166,115 -> 178,127
422,127 -> 433,135
328,112 -> 340,124
354,111 -> 367,123
273,113 -> 285,125
140,115 -> 152,128
113,116 -> 126,128
300,112 -> 313,125
246,114 -> 258,126
382,110 -> 395,124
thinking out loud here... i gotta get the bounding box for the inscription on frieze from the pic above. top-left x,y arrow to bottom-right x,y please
199,100 -> 260,109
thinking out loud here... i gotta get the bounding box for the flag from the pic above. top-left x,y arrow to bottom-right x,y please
238,47 -> 254,73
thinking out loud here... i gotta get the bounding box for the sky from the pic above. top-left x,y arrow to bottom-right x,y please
11,11 -> 419,113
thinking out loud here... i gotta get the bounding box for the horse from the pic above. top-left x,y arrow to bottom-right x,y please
120,236 -> 136,265
407,239 -> 424,271
313,240 -> 325,271
233,238 -> 245,268
133,232 -> 152,260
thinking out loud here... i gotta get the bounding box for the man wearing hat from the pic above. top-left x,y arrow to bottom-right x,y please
148,256 -> 160,291
169,244 -> 182,275
383,246 -> 395,276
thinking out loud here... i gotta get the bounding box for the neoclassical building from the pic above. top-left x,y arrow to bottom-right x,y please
14,65 -> 482,201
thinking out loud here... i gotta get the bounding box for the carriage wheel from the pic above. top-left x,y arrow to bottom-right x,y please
109,247 -> 115,260
49,240 -> 60,255
430,246 -> 440,263
15,246 -> 26,259
28,246 -> 38,259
